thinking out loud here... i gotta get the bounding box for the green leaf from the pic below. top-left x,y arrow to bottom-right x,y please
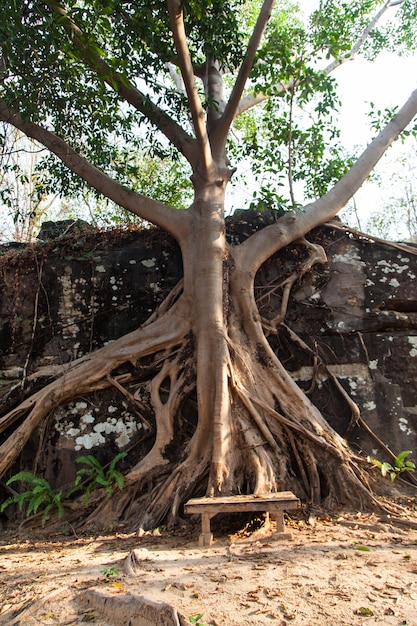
356,607 -> 374,616
354,545 -> 371,552
76,455 -> 103,470
1,497 -> 16,513
395,450 -> 413,469
109,451 -> 127,471
111,472 -> 125,490
6,471 -> 38,486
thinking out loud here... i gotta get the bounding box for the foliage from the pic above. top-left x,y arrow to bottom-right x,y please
0,472 -> 64,526
0,452 -> 127,524
189,614 -> 205,625
72,452 -> 127,505
0,1 -> 415,217
101,566 -> 120,578
367,450 -> 416,482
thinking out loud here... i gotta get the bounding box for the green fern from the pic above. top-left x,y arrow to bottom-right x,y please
1,472 -> 64,526
73,452 -> 127,505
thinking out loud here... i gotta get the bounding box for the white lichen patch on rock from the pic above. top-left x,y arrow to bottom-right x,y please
376,259 -> 409,274
54,401 -> 143,451
290,363 -> 370,395
399,417 -> 412,436
332,249 -> 366,266
408,336 -> 417,357
57,266 -> 81,339
389,278 -> 400,288
141,258 -> 156,268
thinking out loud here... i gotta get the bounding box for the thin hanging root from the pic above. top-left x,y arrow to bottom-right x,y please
285,427 -> 310,494
299,442 -> 321,503
249,389 -> 345,457
231,380 -> 280,452
278,323 -> 417,483
258,238 -> 327,331
106,375 -> 153,431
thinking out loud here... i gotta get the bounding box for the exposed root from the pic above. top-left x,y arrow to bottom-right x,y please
257,238 -> 327,332
1,234 -> 409,531
0,295 -> 191,478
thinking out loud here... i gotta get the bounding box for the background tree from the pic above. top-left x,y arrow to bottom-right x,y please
345,144 -> 417,241
1,0 -> 417,529
0,125 -> 57,241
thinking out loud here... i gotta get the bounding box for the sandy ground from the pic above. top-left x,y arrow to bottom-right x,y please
1,504 -> 417,626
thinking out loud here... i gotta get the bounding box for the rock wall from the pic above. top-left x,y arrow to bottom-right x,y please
0,219 -> 416,488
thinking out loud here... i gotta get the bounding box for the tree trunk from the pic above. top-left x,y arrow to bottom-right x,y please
0,189 -> 397,531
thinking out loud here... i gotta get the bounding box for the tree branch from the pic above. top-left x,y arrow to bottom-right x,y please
236,0 -> 402,117
234,87 -> 417,272
0,100 -> 187,237
323,0 -> 404,74
214,0 -> 275,143
42,1 -> 196,164
167,0 -> 212,174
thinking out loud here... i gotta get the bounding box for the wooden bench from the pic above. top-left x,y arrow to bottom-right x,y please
184,492 -> 300,546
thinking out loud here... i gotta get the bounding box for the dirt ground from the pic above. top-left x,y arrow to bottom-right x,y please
1,501 -> 417,626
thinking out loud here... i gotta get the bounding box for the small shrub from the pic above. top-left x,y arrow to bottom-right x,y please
367,450 -> 416,482
0,472 -> 64,526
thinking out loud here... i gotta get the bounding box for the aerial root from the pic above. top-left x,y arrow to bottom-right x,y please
276,323 -> 417,486
258,237 -> 327,332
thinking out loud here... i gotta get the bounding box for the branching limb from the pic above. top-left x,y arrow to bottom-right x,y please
0,100 -> 186,237
234,87 -> 417,273
42,1 -> 195,163
323,0 -> 405,74
167,0 -> 212,174
237,0 -> 403,116
215,0 -> 274,143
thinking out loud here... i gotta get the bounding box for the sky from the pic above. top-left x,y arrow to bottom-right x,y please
334,50 -> 417,235
302,0 -> 417,235
229,1 -> 417,238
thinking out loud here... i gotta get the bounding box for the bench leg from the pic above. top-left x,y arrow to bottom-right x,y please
270,509 -> 292,540
199,513 -> 213,547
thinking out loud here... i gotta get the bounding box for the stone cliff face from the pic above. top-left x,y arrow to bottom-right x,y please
0,219 -> 416,487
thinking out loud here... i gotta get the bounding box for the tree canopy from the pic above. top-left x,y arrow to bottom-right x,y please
1,1 -> 417,219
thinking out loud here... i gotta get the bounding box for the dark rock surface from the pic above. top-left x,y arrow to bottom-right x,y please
1,218 -> 416,488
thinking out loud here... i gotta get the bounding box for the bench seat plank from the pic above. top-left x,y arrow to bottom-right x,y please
184,492 -> 300,546
185,492 -> 298,514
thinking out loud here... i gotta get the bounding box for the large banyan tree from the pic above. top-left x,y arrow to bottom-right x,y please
1,0 -> 417,529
